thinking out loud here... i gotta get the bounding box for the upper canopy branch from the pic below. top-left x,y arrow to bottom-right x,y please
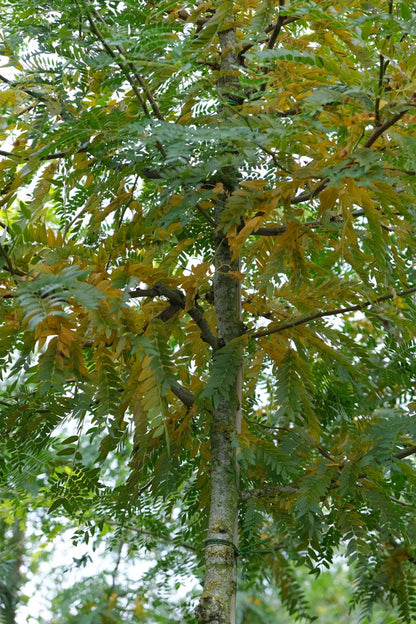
288,109 -> 409,204
267,0 -> 298,51
83,10 -> 148,116
85,4 -> 165,122
80,2 -> 166,160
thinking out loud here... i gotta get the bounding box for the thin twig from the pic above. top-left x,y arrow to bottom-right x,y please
83,7 -> 167,160
375,54 -> 385,126
0,144 -> 90,162
291,179 -> 328,204
244,417 -> 289,431
240,485 -> 298,500
317,447 -> 336,462
0,73 -> 52,104
0,150 -> 26,161
374,0 -> 393,125
195,203 -> 216,227
89,5 -> 165,122
389,496 -> 414,507
84,11 -> 150,117
80,0 -> 158,124
109,540 -> 124,594
255,143 -> 293,174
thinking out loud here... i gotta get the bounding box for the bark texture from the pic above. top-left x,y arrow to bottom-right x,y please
196,206 -> 242,624
195,22 -> 242,624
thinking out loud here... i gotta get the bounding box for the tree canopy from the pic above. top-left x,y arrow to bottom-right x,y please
1,1 -> 416,622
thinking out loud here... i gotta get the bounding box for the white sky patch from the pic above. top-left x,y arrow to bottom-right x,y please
16,528 -> 155,623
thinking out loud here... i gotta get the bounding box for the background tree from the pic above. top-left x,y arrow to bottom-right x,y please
1,1 -> 416,622
0,518 -> 24,624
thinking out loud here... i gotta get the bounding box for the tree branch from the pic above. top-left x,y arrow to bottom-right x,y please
195,202 -> 216,227
250,285 -> 416,339
317,447 -> 336,462
394,445 -> 416,460
267,15 -> 286,51
83,334 -> 196,408
0,150 -> 25,161
389,496 -> 414,507
267,4 -> 298,51
364,110 -> 408,148
0,144 -> 90,162
187,303 -> 219,349
290,179 -> 328,204
84,10 -> 150,117
255,143 -> 293,174
253,209 -> 365,236
240,485 -> 298,501
289,109 -> 408,204
0,72 -> 53,104
169,380 -> 195,408
83,6 -> 167,159
87,5 -> 165,122
0,244 -> 26,277
156,303 -> 183,323
375,54 -> 387,126
129,282 -> 219,349
242,440 -> 416,503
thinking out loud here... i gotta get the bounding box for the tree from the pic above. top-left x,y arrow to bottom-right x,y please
1,0 -> 416,622
0,518 -> 24,624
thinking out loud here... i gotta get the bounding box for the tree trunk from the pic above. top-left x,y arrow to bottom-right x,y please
196,204 -> 242,624
195,20 -> 243,624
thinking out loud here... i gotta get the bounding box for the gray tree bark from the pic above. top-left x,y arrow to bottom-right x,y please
195,23 -> 243,624
195,203 -> 242,624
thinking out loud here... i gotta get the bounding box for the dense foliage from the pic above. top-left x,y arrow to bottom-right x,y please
1,0 -> 416,622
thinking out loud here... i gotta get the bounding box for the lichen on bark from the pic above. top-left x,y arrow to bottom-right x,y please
195,18 -> 243,623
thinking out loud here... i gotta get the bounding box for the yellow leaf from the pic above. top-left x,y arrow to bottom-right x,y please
394,297 -> 407,309
240,179 -> 266,191
134,599 -> 145,616
228,270 -> 245,281
181,261 -> 211,309
317,185 -> 338,217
